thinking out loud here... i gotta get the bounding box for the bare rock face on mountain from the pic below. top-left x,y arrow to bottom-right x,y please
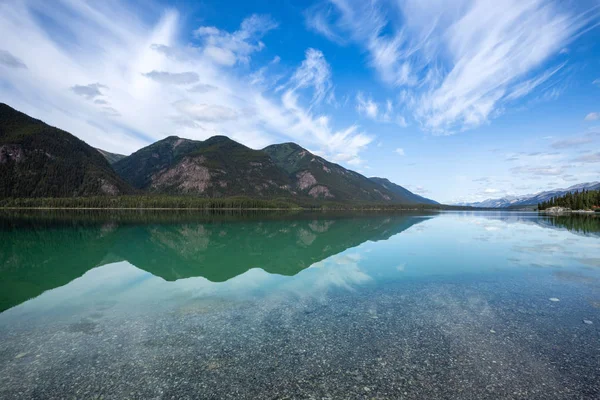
0,103 -> 132,198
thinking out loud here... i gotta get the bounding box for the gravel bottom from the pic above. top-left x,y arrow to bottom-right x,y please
1,276 -> 599,400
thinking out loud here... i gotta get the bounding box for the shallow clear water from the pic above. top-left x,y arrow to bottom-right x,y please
1,211 -> 599,399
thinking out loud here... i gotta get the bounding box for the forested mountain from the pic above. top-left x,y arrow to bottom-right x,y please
263,143 -> 417,203
114,135 -> 294,198
0,103 -> 133,197
96,148 -> 126,164
369,177 -> 438,205
0,103 -> 438,205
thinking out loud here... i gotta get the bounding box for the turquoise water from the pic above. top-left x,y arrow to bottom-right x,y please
0,211 -> 599,399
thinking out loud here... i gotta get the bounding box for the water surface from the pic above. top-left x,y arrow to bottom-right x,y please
1,211 -> 599,399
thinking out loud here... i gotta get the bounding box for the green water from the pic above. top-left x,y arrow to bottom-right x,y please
0,211 -> 599,399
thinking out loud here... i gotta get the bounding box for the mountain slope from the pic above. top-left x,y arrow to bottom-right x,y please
263,143 -> 394,202
114,135 -> 294,197
369,177 -> 438,205
0,103 -> 133,197
263,142 -> 409,203
113,136 -> 203,189
96,148 -> 126,164
460,182 -> 600,208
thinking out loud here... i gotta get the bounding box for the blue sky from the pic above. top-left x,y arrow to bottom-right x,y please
0,0 -> 599,203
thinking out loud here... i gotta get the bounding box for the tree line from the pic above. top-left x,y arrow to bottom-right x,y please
0,196 -> 299,210
537,189 -> 600,211
0,195 -> 452,211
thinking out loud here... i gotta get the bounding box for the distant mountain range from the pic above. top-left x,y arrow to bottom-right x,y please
457,182 -> 600,208
0,103 -> 436,205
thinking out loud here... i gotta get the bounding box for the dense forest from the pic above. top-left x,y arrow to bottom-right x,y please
0,196 -> 297,210
0,104 -> 132,197
0,195 -> 455,211
537,189 -> 600,211
0,195 -> 450,210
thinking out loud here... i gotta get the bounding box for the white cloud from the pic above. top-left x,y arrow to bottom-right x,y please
356,92 -> 407,126
173,100 -> 239,122
356,92 -> 378,119
593,79 -> 600,87
289,48 -> 333,106
510,165 -> 568,176
584,112 -> 599,121
193,14 -> 278,66
573,152 -> 600,163
142,70 -> 199,85
551,131 -> 600,148
0,49 -> 27,69
395,148 -> 405,156
0,1 -> 372,166
70,83 -> 107,100
188,83 -> 218,93
307,0 -> 599,134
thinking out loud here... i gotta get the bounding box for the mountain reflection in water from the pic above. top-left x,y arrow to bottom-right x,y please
0,211 -> 432,311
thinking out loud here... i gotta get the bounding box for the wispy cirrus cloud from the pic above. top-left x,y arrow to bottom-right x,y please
584,112 -> 599,121
551,130 -> 600,148
510,165 -> 570,176
573,152 -> 600,163
356,93 -> 407,126
356,92 -> 379,120
0,1 -> 372,166
193,14 -> 278,66
306,0 -> 600,134
288,48 -> 333,106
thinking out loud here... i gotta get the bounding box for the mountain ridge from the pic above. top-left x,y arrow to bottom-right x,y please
0,103 -> 437,205
96,148 -> 127,164
0,103 -> 133,197
368,177 -> 438,205
263,142 -> 427,204
458,182 -> 600,208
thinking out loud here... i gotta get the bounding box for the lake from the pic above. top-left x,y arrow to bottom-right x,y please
0,211 -> 599,399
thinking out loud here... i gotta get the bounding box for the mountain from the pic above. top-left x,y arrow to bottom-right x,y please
114,138 -> 435,204
369,177 -> 438,205
263,143 -> 418,203
0,103 -> 132,197
460,182 -> 600,208
456,196 -> 523,208
96,148 -> 126,164
114,135 -> 294,197
0,103 -> 438,205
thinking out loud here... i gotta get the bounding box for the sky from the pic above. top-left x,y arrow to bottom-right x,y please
0,0 -> 599,204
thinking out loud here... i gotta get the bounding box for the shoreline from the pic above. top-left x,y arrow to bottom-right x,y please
540,209 -> 597,215
0,207 -> 439,211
